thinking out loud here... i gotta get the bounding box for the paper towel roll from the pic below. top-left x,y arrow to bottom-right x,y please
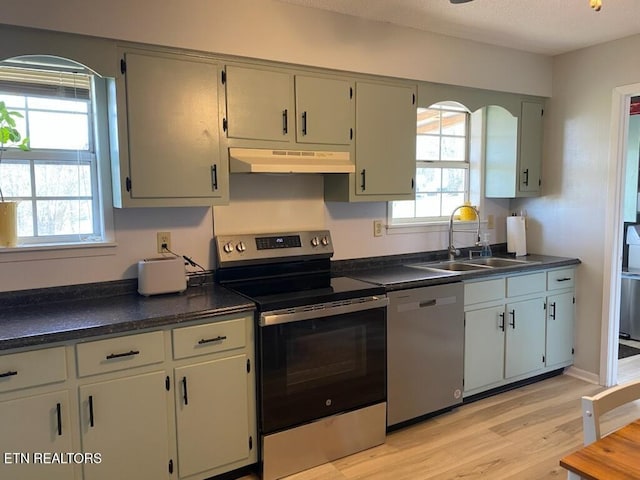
507,216 -> 527,256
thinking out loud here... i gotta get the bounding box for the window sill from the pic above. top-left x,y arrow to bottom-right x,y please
0,241 -> 118,263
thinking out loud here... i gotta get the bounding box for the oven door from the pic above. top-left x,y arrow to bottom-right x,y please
258,296 -> 387,435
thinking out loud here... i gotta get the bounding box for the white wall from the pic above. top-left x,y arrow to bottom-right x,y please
1,0 -> 551,96
513,34 -> 640,377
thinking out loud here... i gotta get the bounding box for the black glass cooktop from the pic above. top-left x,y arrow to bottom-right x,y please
230,275 -> 385,312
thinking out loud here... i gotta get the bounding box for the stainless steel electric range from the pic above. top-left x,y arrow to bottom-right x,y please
215,230 -> 387,480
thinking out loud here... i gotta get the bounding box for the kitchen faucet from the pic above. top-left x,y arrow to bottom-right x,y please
448,204 -> 481,260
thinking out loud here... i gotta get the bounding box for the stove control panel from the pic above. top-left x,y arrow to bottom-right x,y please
216,230 -> 333,266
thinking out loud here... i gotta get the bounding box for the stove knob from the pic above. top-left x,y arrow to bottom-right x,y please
310,237 -> 319,247
236,241 -> 246,253
321,236 -> 330,246
223,242 -> 234,253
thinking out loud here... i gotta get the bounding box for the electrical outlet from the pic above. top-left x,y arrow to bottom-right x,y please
373,220 -> 383,237
157,231 -> 171,253
487,214 -> 495,230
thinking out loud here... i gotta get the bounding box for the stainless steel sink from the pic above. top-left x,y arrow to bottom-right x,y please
408,261 -> 493,273
407,257 -> 539,274
466,257 -> 534,267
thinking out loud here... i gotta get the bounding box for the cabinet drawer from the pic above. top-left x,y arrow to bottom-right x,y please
506,272 -> 546,297
173,317 -> 246,360
76,331 -> 165,377
547,268 -> 575,291
464,278 -> 505,305
0,347 -> 67,393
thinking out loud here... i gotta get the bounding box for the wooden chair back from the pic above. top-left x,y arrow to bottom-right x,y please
581,379 -> 640,445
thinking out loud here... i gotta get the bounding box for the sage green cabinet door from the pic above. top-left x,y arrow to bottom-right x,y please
546,292 -> 575,367
80,371 -> 171,480
519,101 -> 543,194
505,298 -> 546,378
123,51 -> 224,200
225,65 -> 293,142
0,391 -> 73,480
355,82 -> 416,196
485,101 -> 543,198
174,354 -> 250,478
484,106 -> 518,198
295,75 -> 353,145
464,306 -> 506,392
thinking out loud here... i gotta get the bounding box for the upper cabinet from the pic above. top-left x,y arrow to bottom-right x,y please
222,64 -> 354,147
325,80 -> 417,201
295,75 -> 353,145
223,65 -> 293,143
485,101 -> 544,198
111,48 -> 228,207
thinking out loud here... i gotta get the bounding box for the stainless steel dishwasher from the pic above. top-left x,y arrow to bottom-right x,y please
386,282 -> 464,428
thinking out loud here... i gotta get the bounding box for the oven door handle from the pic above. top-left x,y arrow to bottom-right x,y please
260,296 -> 388,326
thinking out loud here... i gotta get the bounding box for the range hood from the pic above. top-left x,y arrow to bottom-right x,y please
229,147 -> 354,174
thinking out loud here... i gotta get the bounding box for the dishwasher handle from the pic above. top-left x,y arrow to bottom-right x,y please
396,295 -> 458,313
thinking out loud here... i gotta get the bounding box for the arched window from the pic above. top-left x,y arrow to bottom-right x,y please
390,101 -> 470,223
0,56 -> 112,245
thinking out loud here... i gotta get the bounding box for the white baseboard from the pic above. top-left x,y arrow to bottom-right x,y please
564,366 -> 600,385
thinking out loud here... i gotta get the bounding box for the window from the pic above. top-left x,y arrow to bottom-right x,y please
0,59 -> 111,246
390,102 -> 470,224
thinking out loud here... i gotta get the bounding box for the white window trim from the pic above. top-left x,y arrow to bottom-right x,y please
390,104 -> 472,226
0,66 -> 115,258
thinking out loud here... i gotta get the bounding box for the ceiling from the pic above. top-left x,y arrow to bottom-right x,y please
276,0 -> 640,56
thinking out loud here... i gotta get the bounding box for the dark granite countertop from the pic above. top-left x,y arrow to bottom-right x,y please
338,253 -> 581,291
0,282 -> 255,351
0,248 -> 580,352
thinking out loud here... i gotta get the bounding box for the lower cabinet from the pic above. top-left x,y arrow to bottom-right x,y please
0,312 -> 256,480
0,346 -> 74,479
464,267 -> 575,397
464,305 -> 505,392
79,371 -> 171,480
545,269 -> 576,367
0,390 -> 74,480
175,355 -> 250,478
504,297 -> 546,379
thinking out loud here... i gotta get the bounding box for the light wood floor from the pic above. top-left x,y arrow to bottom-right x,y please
239,368 -> 640,480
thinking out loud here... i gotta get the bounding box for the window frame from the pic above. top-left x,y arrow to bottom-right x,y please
389,102 -> 472,226
0,58 -> 114,253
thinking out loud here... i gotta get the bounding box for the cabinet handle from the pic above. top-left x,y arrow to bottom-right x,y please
211,164 -> 218,190
282,109 -> 288,134
198,335 -> 227,344
0,370 -> 17,378
105,350 -> 140,360
499,312 -> 505,331
302,111 -> 307,136
88,395 -> 95,427
56,402 -> 62,436
550,302 -> 557,320
182,376 -> 189,406
419,299 -> 437,308
361,169 -> 366,191
509,310 -> 516,329
523,168 -> 529,186
556,277 -> 572,282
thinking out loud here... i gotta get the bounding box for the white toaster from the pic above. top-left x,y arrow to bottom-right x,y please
137,257 -> 187,296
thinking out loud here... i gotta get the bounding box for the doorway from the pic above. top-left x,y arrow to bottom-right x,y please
603,83 -> 640,387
